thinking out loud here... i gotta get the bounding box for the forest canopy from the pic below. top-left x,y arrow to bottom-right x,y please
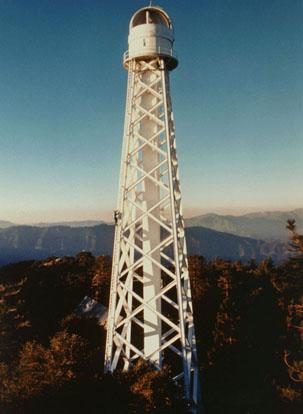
0,223 -> 302,413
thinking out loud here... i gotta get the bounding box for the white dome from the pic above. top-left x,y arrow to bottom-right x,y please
130,7 -> 172,29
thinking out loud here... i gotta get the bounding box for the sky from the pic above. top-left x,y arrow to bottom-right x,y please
0,0 -> 302,224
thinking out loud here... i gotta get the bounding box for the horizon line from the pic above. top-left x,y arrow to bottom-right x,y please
1,205 -> 302,225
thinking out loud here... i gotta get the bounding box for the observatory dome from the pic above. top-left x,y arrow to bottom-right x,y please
124,6 -> 178,70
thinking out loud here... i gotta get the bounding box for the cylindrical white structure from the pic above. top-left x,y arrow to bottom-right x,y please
105,6 -> 200,412
124,6 -> 178,70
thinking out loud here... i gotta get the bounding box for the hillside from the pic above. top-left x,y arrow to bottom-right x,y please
0,224 -> 114,266
0,220 -> 15,229
0,224 -> 288,266
0,249 -> 302,413
186,209 -> 303,240
187,227 -> 288,262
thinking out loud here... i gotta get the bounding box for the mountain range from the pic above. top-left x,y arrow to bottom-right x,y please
1,209 -> 301,240
0,220 -> 15,229
185,209 -> 303,240
0,223 -> 288,266
0,220 -> 105,228
0,209 -> 299,265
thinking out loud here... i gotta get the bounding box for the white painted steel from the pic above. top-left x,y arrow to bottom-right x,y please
104,6 -> 200,412
140,68 -> 162,366
124,6 -> 178,70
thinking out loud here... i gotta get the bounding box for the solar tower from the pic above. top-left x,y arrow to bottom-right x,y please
104,5 -> 200,410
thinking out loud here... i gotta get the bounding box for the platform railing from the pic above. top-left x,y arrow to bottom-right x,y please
123,47 -> 178,64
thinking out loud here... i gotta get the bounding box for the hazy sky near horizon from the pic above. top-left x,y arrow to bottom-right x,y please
0,0 -> 302,223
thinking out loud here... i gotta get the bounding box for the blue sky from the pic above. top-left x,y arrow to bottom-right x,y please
0,0 -> 302,223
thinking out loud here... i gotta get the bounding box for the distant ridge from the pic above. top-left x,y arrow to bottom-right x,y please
0,224 -> 288,266
0,220 -> 15,229
34,220 -> 106,228
0,220 -> 106,229
1,208 -> 301,242
185,208 -> 303,241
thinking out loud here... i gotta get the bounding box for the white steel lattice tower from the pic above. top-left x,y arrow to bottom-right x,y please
104,6 -> 200,411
